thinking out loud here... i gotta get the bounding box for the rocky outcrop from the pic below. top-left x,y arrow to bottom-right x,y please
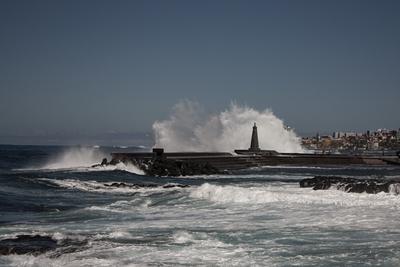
103,182 -> 190,189
0,235 -> 57,255
300,176 -> 400,194
0,235 -> 86,256
142,158 -> 219,176
91,158 -> 108,168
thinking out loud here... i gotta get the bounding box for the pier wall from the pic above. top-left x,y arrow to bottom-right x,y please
111,150 -> 399,172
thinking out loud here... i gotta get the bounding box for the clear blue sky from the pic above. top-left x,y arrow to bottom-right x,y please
0,0 -> 399,145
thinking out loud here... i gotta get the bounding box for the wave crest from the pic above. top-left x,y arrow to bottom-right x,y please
91,162 -> 145,175
190,183 -> 400,206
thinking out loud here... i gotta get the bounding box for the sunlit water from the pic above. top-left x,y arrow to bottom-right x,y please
1,145 -> 400,266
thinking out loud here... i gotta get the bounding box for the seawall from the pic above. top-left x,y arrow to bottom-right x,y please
110,149 -> 400,172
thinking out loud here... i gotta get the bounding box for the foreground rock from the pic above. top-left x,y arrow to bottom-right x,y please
300,176 -> 400,194
0,235 -> 87,256
0,235 -> 57,256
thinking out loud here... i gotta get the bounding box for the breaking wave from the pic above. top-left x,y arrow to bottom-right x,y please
90,162 -> 145,175
38,178 -> 183,194
86,199 -> 153,213
38,178 -> 137,194
190,183 -> 400,207
153,100 -> 304,153
172,231 -> 228,247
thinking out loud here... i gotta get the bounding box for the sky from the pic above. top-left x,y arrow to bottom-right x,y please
0,0 -> 399,145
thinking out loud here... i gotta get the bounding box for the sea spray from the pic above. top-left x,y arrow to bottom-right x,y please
153,100 -> 304,153
42,147 -> 107,169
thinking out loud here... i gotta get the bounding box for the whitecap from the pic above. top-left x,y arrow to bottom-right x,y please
190,183 -> 400,207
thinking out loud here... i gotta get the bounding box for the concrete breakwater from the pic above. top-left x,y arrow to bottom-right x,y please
101,148 -> 400,176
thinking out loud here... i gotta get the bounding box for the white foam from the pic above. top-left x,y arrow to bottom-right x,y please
38,178 -> 143,194
173,231 -> 195,244
3,180 -> 400,266
183,173 -> 309,181
190,183 -> 400,207
389,183 -> 400,194
38,178 -> 188,196
93,230 -> 133,240
172,231 -> 228,248
90,162 -> 145,175
86,199 -> 153,213
1,253 -> 120,267
153,100 -> 304,153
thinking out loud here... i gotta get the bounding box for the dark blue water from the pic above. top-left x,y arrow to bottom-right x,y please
1,145 -> 400,266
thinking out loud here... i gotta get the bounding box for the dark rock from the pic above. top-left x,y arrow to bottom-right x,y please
300,176 -> 399,194
109,158 -> 121,165
91,158 -> 108,168
346,182 -> 367,193
143,158 -> 219,177
0,235 -> 57,256
103,182 -> 188,189
162,184 -> 190,189
94,156 -> 219,177
0,235 -> 88,256
312,179 -> 331,190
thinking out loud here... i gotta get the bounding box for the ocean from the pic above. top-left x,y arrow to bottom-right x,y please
1,145 -> 400,266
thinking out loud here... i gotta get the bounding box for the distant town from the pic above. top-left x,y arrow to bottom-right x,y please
301,128 -> 400,154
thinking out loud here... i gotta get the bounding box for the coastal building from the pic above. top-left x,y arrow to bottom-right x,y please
344,132 -> 356,137
333,132 -> 344,139
303,127 -> 400,152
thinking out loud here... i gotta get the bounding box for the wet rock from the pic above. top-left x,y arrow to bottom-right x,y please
0,235 -> 57,255
0,235 -> 87,256
162,184 -> 190,189
109,158 -> 121,165
92,158 -> 108,168
300,176 -> 399,194
143,158 -> 219,177
312,179 -> 331,190
103,182 -> 189,189
93,156 -> 219,177
104,182 -> 153,188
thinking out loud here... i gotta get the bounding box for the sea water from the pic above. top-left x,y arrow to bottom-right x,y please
1,145 -> 400,266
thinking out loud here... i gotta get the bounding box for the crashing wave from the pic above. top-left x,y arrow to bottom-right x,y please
153,100 -> 304,153
41,147 -> 107,170
90,162 -> 145,175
